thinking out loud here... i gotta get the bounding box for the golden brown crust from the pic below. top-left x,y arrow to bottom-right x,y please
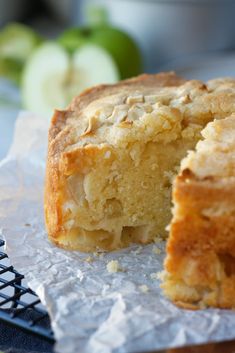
69,72 -> 186,111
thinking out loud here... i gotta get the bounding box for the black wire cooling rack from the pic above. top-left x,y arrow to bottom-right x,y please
0,238 -> 54,343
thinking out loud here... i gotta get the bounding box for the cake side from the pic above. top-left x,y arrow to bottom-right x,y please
163,116 -> 235,309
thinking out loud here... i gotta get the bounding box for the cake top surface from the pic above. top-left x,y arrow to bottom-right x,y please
49,72 -> 235,157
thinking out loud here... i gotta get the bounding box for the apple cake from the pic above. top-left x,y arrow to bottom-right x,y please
45,71 -> 235,307
45,72 -> 235,254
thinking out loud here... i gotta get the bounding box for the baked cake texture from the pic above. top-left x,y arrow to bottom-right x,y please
45,71 -> 235,308
45,72 -> 205,251
162,115 -> 235,309
45,72 -> 235,255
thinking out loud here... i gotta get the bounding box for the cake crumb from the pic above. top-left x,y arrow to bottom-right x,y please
153,246 -> 161,255
139,284 -> 149,293
107,260 -> 120,273
85,256 -> 93,263
150,271 -> 165,281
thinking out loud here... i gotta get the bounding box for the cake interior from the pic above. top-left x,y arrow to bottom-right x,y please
58,139 -> 199,251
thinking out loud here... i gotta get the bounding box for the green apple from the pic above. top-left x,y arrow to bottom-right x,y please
58,26 -> 143,79
22,42 -> 119,117
0,23 -> 42,84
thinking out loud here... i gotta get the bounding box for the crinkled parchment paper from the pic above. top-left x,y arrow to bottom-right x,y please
1,112 -> 235,353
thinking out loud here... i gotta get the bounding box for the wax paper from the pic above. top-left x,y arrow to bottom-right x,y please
1,112 -> 235,353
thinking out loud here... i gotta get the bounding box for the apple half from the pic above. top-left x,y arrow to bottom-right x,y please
22,42 -> 119,117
